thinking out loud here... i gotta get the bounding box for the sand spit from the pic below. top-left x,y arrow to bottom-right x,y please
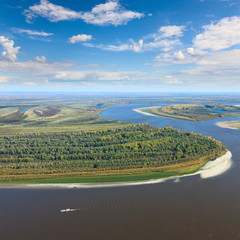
133,107 -> 157,117
0,151 -> 232,189
216,121 -> 239,130
198,151 -> 232,179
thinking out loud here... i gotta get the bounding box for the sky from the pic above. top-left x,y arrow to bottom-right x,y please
0,0 -> 240,92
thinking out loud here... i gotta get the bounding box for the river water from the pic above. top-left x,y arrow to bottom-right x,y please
1,103 -> 240,240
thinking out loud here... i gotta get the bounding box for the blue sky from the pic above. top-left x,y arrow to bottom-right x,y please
0,0 -> 240,92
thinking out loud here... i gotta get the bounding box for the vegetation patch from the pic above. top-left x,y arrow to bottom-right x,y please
33,106 -> 60,117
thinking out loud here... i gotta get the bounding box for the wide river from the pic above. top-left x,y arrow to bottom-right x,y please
1,103 -> 240,240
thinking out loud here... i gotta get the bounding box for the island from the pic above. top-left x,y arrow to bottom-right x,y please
136,104 -> 240,121
0,123 -> 227,183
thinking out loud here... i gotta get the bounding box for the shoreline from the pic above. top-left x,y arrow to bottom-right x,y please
216,121 -> 239,130
0,151 -> 232,189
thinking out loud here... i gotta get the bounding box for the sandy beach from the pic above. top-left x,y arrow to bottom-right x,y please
0,151 -> 232,189
216,121 -> 240,130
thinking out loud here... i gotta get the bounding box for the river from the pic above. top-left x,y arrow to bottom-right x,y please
1,103 -> 240,240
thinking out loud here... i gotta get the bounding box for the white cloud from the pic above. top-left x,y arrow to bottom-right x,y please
23,0 -> 82,23
144,39 -> 180,52
0,56 -> 147,86
54,70 -> 145,81
84,42 -> 130,52
130,39 -> 143,52
84,25 -> 184,53
158,25 -> 185,38
187,48 -> 205,57
12,28 -> 53,37
23,0 -> 144,26
194,16 -> 240,50
153,48 -> 207,66
80,1 -> 144,26
69,34 -> 92,44
34,56 -> 47,63
0,36 -> 20,62
164,75 -> 183,84
0,60 -> 74,75
0,76 -> 9,83
183,49 -> 240,78
23,81 -> 36,86
174,51 -> 185,60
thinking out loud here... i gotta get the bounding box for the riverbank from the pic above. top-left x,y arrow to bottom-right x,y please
216,121 -> 240,130
0,151 -> 232,189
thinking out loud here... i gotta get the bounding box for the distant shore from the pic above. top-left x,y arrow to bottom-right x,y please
216,121 -> 240,130
0,151 -> 232,189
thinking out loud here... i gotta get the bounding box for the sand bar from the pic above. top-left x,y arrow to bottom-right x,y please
216,121 -> 240,130
133,107 -> 157,117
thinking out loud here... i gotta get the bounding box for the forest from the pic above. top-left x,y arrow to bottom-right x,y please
0,124 -> 225,175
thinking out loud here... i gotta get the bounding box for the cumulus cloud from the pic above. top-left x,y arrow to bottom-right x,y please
130,39 -> 143,52
34,56 -> 47,63
23,0 -> 144,26
187,48 -> 205,57
174,51 -> 185,60
153,47 -> 207,65
69,34 -> 92,44
158,25 -> 185,38
12,28 -> 53,37
194,16 -> 240,50
0,36 -> 20,62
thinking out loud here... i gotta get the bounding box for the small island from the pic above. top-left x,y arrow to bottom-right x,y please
216,120 -> 240,130
136,104 -> 240,121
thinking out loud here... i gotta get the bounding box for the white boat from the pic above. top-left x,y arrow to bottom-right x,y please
60,208 -> 77,213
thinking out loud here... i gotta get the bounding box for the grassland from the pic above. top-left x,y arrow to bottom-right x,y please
140,104 -> 240,121
0,152 -> 221,183
0,101 -> 128,136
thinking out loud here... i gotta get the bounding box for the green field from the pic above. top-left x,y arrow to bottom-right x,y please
141,104 -> 240,121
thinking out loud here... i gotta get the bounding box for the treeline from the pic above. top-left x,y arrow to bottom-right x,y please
0,124 -> 225,171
